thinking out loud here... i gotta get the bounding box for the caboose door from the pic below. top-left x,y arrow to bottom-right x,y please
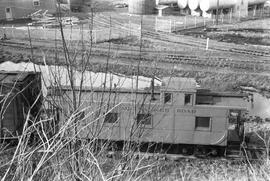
227,110 -> 244,144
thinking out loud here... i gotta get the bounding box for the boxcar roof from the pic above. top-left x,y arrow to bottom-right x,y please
0,61 -> 162,95
0,71 -> 36,84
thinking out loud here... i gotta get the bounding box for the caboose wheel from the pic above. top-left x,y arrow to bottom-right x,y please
211,148 -> 218,156
182,147 -> 188,155
182,146 -> 193,155
194,146 -> 207,157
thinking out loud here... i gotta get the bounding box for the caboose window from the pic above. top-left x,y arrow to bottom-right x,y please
105,113 -> 118,123
185,94 -> 192,105
195,117 -> 211,131
137,113 -> 152,126
6,8 -> 10,13
164,93 -> 172,104
229,110 -> 240,124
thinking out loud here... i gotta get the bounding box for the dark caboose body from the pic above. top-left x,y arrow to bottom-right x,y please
0,71 -> 41,140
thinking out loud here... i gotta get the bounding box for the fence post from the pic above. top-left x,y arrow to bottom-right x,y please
206,38 -> 209,50
184,16 -> 187,29
69,24 -> 72,42
3,27 -> 6,37
194,16 -> 197,28
12,25 -> 14,39
229,8 -> 232,23
94,30 -> 97,44
173,20 -> 176,32
253,5 -> 257,17
129,14 -> 131,36
43,28 -> 46,40
238,9 -> 241,21
155,16 -> 157,32
170,19 -> 172,33
221,12 -> 224,24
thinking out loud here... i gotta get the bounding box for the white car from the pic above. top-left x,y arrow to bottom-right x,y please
115,3 -> 128,8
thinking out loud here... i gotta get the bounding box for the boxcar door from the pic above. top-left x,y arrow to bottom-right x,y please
1,97 -> 16,138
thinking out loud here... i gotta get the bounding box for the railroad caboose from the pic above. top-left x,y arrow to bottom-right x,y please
48,76 -> 248,156
0,71 -> 41,140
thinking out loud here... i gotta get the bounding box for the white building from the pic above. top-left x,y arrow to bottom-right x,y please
0,0 -> 57,21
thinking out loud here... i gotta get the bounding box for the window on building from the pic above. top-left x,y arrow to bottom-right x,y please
33,0 -> 40,6
164,92 -> 172,104
137,113 -> 152,126
104,113 -> 118,123
195,117 -> 211,131
6,8 -> 10,13
185,94 -> 192,105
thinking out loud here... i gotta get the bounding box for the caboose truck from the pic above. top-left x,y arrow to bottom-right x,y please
49,77 -> 248,157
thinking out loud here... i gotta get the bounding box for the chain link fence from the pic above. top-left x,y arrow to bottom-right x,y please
155,6 -> 270,32
0,24 -> 140,43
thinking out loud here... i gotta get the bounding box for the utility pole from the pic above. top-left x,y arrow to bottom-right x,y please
216,0 -> 220,25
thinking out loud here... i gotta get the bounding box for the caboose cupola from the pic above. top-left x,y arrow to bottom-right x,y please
160,77 -> 198,106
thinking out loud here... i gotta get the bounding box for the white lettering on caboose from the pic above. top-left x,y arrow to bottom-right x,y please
151,107 -> 170,113
119,105 -> 169,113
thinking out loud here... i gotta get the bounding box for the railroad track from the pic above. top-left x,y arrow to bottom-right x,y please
164,54 -> 269,71
0,39 -> 186,55
103,139 -> 267,161
3,13 -> 263,61
229,48 -> 270,57
243,147 -> 266,161
1,39 -> 269,72
143,30 -> 270,58
2,24 -> 270,60
106,146 -> 266,161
